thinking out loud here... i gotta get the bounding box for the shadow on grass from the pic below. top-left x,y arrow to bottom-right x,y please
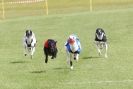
10,61 -> 28,64
53,67 -> 69,70
82,56 -> 101,59
30,70 -> 46,74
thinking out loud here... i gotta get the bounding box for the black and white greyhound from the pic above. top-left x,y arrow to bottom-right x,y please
23,30 -> 37,59
95,28 -> 108,58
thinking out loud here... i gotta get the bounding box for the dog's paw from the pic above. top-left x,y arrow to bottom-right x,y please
74,57 -> 76,60
51,56 -> 54,59
70,66 -> 73,70
105,54 -> 108,58
98,52 -> 102,56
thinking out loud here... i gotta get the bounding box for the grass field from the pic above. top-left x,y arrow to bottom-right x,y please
0,0 -> 133,89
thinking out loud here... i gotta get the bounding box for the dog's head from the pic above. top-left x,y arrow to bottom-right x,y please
96,28 -> 105,40
26,30 -> 32,38
48,39 -> 57,56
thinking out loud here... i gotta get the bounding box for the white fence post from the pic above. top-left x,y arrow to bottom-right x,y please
90,0 -> 93,11
2,0 -> 5,19
45,0 -> 48,15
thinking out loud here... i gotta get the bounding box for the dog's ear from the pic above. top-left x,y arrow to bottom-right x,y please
26,30 -> 28,33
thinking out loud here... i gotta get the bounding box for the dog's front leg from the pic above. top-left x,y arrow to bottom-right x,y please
45,55 -> 48,63
24,46 -> 27,56
30,47 -> 35,59
105,43 -> 108,58
44,48 -> 48,63
96,42 -> 102,56
70,53 -> 73,70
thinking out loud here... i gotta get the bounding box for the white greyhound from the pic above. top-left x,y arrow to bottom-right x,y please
95,28 -> 108,58
23,30 -> 37,59
65,34 -> 81,70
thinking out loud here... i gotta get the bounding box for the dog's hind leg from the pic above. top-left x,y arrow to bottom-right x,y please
51,52 -> 55,59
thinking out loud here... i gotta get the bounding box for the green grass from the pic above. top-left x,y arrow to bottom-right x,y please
0,0 -> 133,89
0,8 -> 133,89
